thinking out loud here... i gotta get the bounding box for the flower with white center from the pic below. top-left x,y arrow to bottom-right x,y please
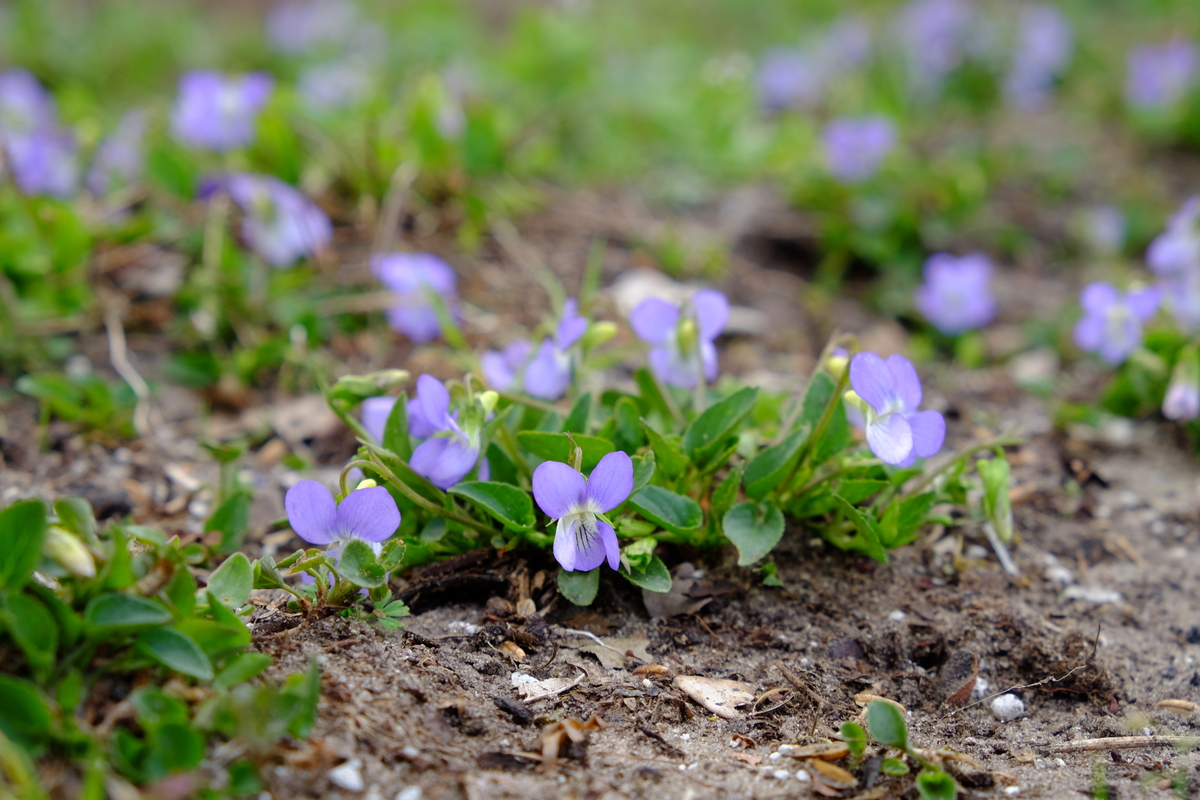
846,352 -> 946,467
532,451 -> 633,572
284,480 -> 401,560
1072,282 -> 1160,365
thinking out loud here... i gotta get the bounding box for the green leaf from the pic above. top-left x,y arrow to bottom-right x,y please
3,591 -> 58,676
147,722 -> 206,774
915,770 -> 958,800
379,539 -> 407,571
176,617 -> 250,658
164,564 -> 197,617
631,451 -> 656,494
682,387 -> 758,464
562,392 -> 591,433
839,722 -> 866,759
881,757 -> 910,776
516,431 -> 615,470
722,502 -> 785,566
623,555 -> 671,593
880,492 -> 936,548
449,481 -> 535,530
642,423 -> 688,478
0,676 -> 52,746
557,568 -> 599,606
484,442 -> 519,486
54,497 -> 97,544
282,658 -> 322,738
865,699 -> 909,750
25,582 -> 83,647
836,480 -> 889,505
205,491 -> 251,553
634,368 -> 673,422
800,372 -> 849,465
710,465 -> 743,517
834,495 -> 889,564
339,540 -> 388,588
744,426 -> 809,500
85,594 -> 171,633
207,553 -> 253,608
628,486 -> 703,533
612,396 -> 644,452
0,500 -> 47,591
253,556 -> 286,591
382,391 -> 412,461
104,524 -> 135,589
214,653 -> 274,690
135,627 -> 214,681
978,457 -> 1013,543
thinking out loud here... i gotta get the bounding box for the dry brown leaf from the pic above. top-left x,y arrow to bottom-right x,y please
806,759 -> 859,789
788,742 -> 850,761
853,693 -> 908,715
632,664 -> 670,677
498,641 -> 526,662
1155,699 -> 1198,715
730,752 -> 762,765
674,675 -> 755,720
572,636 -> 652,670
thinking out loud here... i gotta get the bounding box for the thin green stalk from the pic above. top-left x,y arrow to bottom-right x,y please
364,452 -> 493,535
798,363 -> 850,467
495,390 -> 560,415
895,429 -> 1022,504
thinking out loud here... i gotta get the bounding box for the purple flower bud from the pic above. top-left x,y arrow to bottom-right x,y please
284,479 -> 400,554
630,289 -> 728,389
372,252 -> 459,343
406,374 -> 479,490
1125,39 -> 1198,111
1164,348 -> 1200,421
87,111 -> 146,197
532,451 -> 632,572
223,173 -> 332,268
171,71 -> 273,152
266,0 -> 359,54
361,396 -> 397,443
523,298 -> 588,400
6,127 -> 79,198
1004,4 -> 1073,111
914,252 -> 997,335
1072,282 -> 1160,365
482,339 -> 534,391
821,116 -> 896,184
847,353 -> 946,467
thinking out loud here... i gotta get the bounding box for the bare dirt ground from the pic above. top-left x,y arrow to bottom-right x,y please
4,188 -> 1200,800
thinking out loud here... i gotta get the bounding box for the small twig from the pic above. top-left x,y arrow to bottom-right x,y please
1048,736 -> 1199,753
102,292 -> 154,436
315,290 -> 398,316
491,217 -> 567,312
940,662 -> 1093,720
371,161 -> 418,257
983,521 -> 1020,576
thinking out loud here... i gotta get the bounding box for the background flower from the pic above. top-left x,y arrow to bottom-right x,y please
87,111 -> 146,197
630,289 -> 728,389
822,116 -> 896,184
914,252 -> 997,334
1125,39 -> 1198,111
524,298 -> 587,400
849,352 -> 945,466
361,396 -> 397,443
372,252 -> 459,343
1004,4 -> 1073,111
482,339 -> 533,391
532,451 -> 632,572
1072,282 -> 1160,365
224,173 -> 332,268
171,71 -> 273,151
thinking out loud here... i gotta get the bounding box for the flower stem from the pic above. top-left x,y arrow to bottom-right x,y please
364,452 -> 494,535
495,390 -> 560,415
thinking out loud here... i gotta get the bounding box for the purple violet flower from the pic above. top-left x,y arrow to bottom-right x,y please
482,339 -> 534,391
630,290 -> 729,390
1072,282 -> 1160,365
1164,348 -> 1200,421
361,396 -> 397,443
87,111 -> 147,197
0,69 -> 56,140
897,0 -> 976,94
266,0 -> 359,54
372,252 -> 459,343
532,451 -> 632,573
1004,4 -> 1073,111
847,353 -> 946,467
222,173 -> 332,268
1146,198 -> 1200,331
284,480 -> 400,558
757,49 -> 824,111
171,71 -> 273,152
525,298 -> 588,400
6,127 -> 79,198
407,374 -> 479,490
1081,205 -> 1126,256
914,252 -> 997,335
822,116 -> 896,184
1125,39 -> 1199,111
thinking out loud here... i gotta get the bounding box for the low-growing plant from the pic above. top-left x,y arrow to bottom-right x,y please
861,699 -> 959,800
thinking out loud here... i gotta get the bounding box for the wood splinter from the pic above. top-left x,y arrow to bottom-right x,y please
1048,735 -> 1199,753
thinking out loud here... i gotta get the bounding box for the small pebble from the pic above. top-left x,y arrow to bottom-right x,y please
768,751 -> 782,760
991,694 -> 1025,722
1045,566 -> 1075,585
1035,759 -> 1046,769
680,733 -> 690,740
971,677 -> 991,700
1053,758 -> 1066,768
794,770 -> 810,781
771,770 -> 790,780
511,672 -> 537,685
400,747 -> 419,759
887,609 -> 907,622
777,744 -> 794,752
396,789 -> 422,800
328,760 -> 364,792
448,621 -> 481,635
1063,586 -> 1122,604
964,544 -> 989,560
1004,787 -> 1021,796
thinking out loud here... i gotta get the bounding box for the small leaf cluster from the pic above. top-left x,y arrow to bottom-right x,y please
0,496 -> 319,797
832,700 -> 960,799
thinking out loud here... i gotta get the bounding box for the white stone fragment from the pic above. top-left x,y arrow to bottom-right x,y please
1063,586 -> 1122,604
1004,787 -> 1021,796
887,609 -> 907,622
400,746 -> 419,759
510,672 -> 537,685
1052,758 -> 1066,768
768,751 -> 782,760
794,770 -> 811,781
971,677 -> 991,700
328,760 -> 364,792
777,744 -> 794,752
396,789 -> 422,800
772,770 -> 790,780
990,694 -> 1025,722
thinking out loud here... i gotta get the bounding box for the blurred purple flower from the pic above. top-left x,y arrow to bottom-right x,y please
1073,282 -> 1159,365
525,298 -> 588,400
372,252 -> 459,343
87,111 -> 146,196
532,451 -> 632,573
630,289 -> 728,389
757,49 -> 824,111
1147,197 -> 1200,330
816,17 -> 873,74
6,127 -> 79,198
822,116 -> 896,184
284,480 -> 400,558
1081,205 -> 1126,256
298,60 -> 373,111
1004,4 -> 1073,111
1126,39 -> 1198,111
914,252 -> 997,335
266,0 -> 359,54
1164,349 -> 1200,421
407,374 -> 478,490
361,396 -> 397,443
898,0 -> 976,93
848,353 -> 945,466
0,69 -> 56,140
171,71 -> 273,151
482,339 -> 534,391
223,173 -> 332,268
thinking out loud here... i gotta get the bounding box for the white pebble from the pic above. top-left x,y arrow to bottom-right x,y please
1004,787 -> 1021,796
991,694 -> 1025,722
1052,758 -> 1066,768
680,733 -> 690,740
400,746 -> 419,759
396,788 -> 422,800
777,744 -> 794,752
510,672 -> 537,685
768,751 -> 782,760
772,769 -> 790,780
794,769 -> 811,781
887,609 -> 907,622
972,677 -> 991,700
328,760 -> 364,792
1063,586 -> 1122,604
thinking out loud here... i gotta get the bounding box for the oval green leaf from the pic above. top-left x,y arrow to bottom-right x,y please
449,481 -> 536,530
557,567 -> 599,606
0,499 -> 47,591
865,699 -> 909,750
516,431 -> 615,470
207,552 -> 253,608
135,627 -> 214,681
744,426 -> 809,501
682,387 -> 758,464
623,554 -> 672,593
339,539 -> 388,588
85,594 -> 172,633
628,486 -> 703,533
722,502 -> 785,566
